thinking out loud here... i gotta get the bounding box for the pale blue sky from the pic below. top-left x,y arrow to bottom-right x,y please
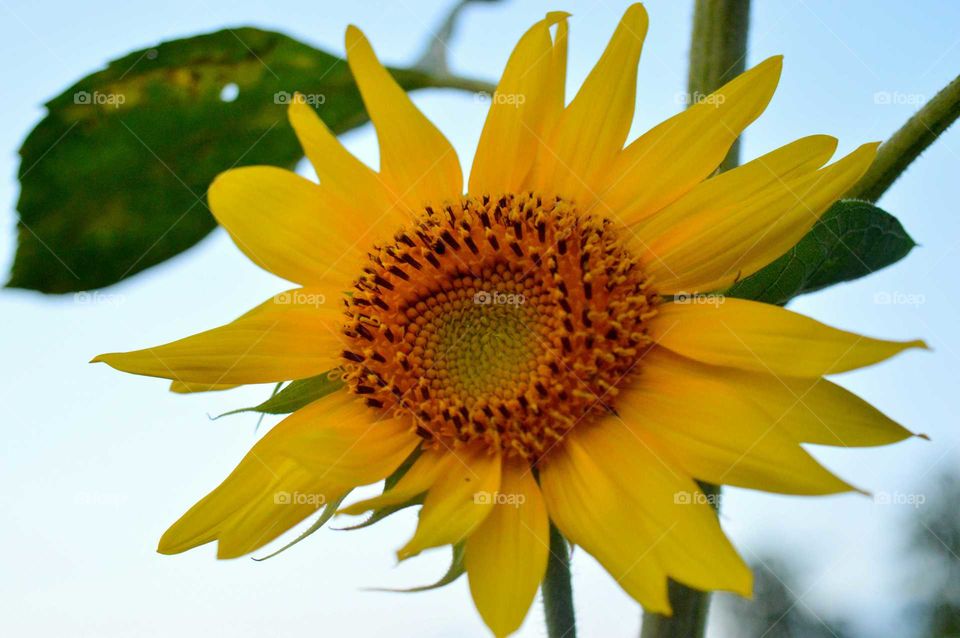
1,1 -> 958,636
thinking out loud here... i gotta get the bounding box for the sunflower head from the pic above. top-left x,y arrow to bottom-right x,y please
342,192 -> 658,461
93,4 -> 924,637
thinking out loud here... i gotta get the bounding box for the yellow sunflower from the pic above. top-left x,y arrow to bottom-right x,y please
94,4 -> 925,636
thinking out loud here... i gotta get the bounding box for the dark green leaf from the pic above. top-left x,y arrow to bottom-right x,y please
9,28 -> 472,293
726,200 -> 916,305
366,542 -> 466,593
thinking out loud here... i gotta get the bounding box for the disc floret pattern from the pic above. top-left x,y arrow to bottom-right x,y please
342,193 -> 658,460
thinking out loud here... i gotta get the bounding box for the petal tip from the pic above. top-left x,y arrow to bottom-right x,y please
344,24 -> 368,51
624,3 -> 650,31
157,531 -> 182,556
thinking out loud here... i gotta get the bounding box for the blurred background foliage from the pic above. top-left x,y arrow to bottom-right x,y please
713,472 -> 960,638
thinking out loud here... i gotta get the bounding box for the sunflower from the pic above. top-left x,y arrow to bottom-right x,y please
94,4 -> 925,636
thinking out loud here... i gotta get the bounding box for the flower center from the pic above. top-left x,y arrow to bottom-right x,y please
341,193 -> 658,461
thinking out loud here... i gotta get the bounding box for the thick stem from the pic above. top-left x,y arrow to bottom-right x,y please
640,484 -> 722,638
847,73 -> 960,202
641,2 -> 750,635
543,523 -> 576,638
687,0 -> 751,172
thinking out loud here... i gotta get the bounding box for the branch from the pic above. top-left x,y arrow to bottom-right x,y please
848,72 -> 960,202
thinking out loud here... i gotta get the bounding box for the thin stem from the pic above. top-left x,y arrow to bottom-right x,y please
848,72 -> 960,202
428,74 -> 496,96
641,2 -> 750,635
543,523 -> 576,638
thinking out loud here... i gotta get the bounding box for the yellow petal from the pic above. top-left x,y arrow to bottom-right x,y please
620,348 -> 856,494
668,356 -> 917,447
288,97 -> 411,230
169,380 -> 240,393
469,13 -> 569,196
93,287 -> 345,385
526,4 -> 648,206
541,421 -> 752,609
642,142 -> 880,294
770,377 -> 919,446
540,12 -> 569,139
208,166 -> 365,286
397,444 -> 501,559
338,448 -> 451,516
158,392 -> 418,558
466,459 -> 549,638
600,56 -> 783,224
649,298 -> 926,377
636,134 -> 838,239
345,26 -> 462,209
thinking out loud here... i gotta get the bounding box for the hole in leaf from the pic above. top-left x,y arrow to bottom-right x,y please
220,83 -> 239,103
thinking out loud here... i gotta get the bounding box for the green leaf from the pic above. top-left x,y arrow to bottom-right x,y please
10,27 -> 485,293
725,200 -> 916,305
366,542 -> 466,593
218,370 -> 344,417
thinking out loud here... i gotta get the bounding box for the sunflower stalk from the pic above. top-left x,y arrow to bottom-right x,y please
640,1 -> 751,636
543,522 -> 577,638
847,72 -> 960,202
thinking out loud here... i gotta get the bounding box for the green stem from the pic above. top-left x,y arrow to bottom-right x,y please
687,0 -> 751,172
847,72 -> 960,202
641,2 -> 750,635
640,484 -> 722,638
543,523 -> 576,638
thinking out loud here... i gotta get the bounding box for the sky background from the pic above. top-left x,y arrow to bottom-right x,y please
1,0 -> 958,636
